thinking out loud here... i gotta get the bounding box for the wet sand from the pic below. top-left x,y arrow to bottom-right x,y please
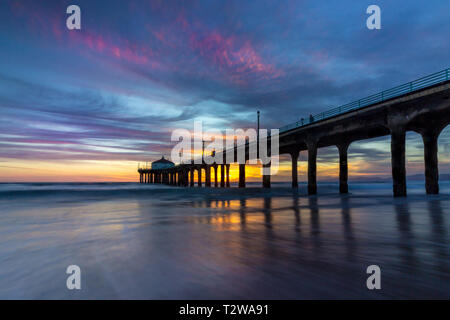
0,182 -> 449,299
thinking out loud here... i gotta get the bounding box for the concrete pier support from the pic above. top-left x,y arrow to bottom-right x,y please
214,165 -> 218,187
262,163 -> 271,188
205,166 -> 211,187
307,141 -> 317,195
198,169 -> 202,187
239,164 -> 246,188
226,164 -> 230,187
291,151 -> 299,188
220,165 -> 225,187
139,173 -> 142,183
421,129 -> 440,194
338,142 -> 350,194
391,126 -> 407,197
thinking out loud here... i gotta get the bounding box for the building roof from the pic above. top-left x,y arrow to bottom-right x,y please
152,156 -> 174,164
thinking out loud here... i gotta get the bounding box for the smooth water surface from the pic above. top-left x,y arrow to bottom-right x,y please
0,182 -> 449,299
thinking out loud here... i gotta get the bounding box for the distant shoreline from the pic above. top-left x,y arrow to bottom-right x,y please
1,176 -> 450,184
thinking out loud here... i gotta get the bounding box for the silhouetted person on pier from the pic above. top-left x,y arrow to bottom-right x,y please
301,118 -> 304,126
309,114 -> 314,123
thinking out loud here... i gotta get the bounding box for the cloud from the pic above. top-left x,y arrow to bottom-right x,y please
0,0 -> 448,181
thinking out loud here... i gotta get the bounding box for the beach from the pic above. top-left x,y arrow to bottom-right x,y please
0,181 -> 449,299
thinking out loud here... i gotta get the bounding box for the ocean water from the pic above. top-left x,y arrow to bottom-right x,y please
0,181 -> 449,299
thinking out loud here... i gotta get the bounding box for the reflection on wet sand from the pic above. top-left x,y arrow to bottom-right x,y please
341,196 -> 356,261
292,194 -> 301,232
2,183 -> 449,299
427,200 -> 448,273
162,191 -> 450,297
395,201 -> 418,270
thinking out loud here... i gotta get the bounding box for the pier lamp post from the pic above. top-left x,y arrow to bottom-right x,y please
257,110 -> 260,158
202,140 -> 205,163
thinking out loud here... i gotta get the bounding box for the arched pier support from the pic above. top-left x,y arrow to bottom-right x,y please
419,127 -> 443,194
337,142 -> 351,194
390,125 -> 407,197
213,165 -> 218,187
290,151 -> 299,188
220,165 -> 225,188
239,164 -> 246,188
262,163 -> 271,188
205,166 -> 211,187
307,140 -> 318,195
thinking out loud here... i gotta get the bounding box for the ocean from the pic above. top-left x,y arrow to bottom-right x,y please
0,181 -> 449,299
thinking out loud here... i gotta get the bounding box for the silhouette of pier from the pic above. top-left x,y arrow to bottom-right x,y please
139,69 -> 450,197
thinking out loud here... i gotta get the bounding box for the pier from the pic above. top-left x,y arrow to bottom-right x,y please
139,69 -> 450,197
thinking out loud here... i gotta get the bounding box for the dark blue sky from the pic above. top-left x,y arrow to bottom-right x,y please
0,0 -> 449,181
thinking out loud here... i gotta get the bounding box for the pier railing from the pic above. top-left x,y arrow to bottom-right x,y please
145,68 -> 449,167
279,68 -> 450,133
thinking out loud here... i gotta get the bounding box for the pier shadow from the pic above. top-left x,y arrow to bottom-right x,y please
395,201 -> 418,270
239,198 -> 247,228
292,193 -> 301,232
427,199 -> 449,274
340,196 -> 357,262
263,197 -> 273,230
308,197 -> 322,253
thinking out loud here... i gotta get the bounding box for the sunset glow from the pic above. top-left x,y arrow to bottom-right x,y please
0,0 -> 448,182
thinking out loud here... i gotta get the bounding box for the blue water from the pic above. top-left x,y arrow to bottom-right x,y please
0,181 -> 449,299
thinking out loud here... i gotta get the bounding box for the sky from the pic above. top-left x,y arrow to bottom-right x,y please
0,0 -> 449,182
